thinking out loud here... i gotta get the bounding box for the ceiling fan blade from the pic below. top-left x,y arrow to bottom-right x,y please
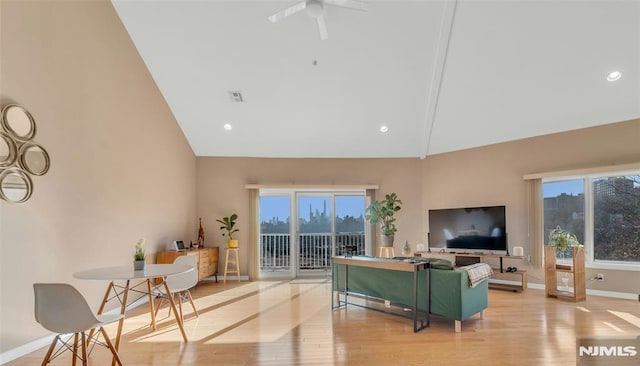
316,15 -> 328,40
325,0 -> 368,12
268,1 -> 307,23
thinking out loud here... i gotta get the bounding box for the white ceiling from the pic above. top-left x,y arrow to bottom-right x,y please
112,0 -> 640,158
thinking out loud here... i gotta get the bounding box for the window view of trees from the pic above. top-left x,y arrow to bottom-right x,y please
593,175 -> 640,262
543,174 -> 640,265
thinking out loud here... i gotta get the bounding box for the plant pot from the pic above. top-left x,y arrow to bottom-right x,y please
380,235 -> 394,247
228,239 -> 238,248
133,260 -> 145,271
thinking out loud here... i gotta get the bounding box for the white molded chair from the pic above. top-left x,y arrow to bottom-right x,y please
33,283 -> 123,366
155,255 -> 199,321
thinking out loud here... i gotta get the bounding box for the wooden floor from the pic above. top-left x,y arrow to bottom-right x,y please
7,278 -> 640,365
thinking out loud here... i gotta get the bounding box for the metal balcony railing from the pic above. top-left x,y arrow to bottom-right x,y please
260,232 -> 366,272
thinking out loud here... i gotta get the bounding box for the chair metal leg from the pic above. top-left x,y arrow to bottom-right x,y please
186,290 -> 198,317
41,335 -> 58,366
99,327 -> 123,366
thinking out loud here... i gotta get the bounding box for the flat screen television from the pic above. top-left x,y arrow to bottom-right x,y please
428,206 -> 507,252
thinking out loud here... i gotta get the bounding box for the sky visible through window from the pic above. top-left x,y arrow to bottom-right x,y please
260,196 -> 365,222
543,180 -> 584,197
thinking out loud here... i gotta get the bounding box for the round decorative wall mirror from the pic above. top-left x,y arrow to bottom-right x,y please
1,104 -> 37,142
19,142 -> 50,176
0,131 -> 17,167
0,103 -> 50,203
0,168 -> 33,203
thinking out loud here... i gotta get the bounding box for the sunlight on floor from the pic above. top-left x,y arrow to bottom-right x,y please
601,321 -> 624,332
119,281 -> 335,346
608,310 -> 640,329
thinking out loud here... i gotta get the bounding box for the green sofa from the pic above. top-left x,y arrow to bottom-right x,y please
332,256 -> 488,332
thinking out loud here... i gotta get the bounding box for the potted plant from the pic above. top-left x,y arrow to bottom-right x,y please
547,225 -> 583,263
217,214 -> 239,248
547,225 -> 582,252
133,238 -> 146,270
365,193 -> 402,247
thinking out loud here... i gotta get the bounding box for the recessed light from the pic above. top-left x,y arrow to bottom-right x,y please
223,123 -> 233,131
606,71 -> 622,82
380,125 -> 388,133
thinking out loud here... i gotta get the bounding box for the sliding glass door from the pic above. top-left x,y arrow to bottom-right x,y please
297,194 -> 332,275
259,190 -> 367,279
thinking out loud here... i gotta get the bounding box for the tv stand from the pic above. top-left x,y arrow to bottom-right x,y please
415,252 -> 527,292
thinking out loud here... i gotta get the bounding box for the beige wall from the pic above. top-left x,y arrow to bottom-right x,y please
0,0 -> 196,352
422,118 -> 640,292
1,0 -> 639,358
196,157 -> 425,275
197,120 -> 639,294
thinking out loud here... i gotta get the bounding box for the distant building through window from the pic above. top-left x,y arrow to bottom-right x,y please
542,173 -> 640,267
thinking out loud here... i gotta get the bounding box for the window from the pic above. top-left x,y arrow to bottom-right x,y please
542,172 -> 640,268
592,175 -> 640,263
543,179 -> 585,259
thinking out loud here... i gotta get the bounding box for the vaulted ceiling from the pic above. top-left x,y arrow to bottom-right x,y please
112,0 -> 640,158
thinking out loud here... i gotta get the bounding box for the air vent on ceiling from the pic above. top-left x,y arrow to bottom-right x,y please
228,90 -> 244,103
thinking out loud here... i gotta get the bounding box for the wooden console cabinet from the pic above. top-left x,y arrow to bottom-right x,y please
157,247 -> 219,282
544,246 -> 585,302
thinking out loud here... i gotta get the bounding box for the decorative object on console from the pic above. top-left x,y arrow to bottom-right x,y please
198,217 -> 205,247
134,238 -> 146,270
217,213 -> 239,248
402,240 -> 411,256
365,192 -> 402,247
513,246 -> 524,257
0,104 -> 51,203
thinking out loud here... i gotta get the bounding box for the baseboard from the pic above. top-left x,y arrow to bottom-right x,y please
211,275 -> 249,281
0,294 -> 150,365
0,335 -> 55,365
489,279 -> 638,300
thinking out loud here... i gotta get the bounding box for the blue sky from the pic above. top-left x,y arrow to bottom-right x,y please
543,180 -> 584,198
260,196 -> 365,222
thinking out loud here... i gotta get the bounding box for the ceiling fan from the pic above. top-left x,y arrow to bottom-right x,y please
268,0 -> 368,41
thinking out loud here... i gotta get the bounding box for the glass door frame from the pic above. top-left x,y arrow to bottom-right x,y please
258,188 -> 369,279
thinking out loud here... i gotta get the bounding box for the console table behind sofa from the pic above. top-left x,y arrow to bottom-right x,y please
332,256 -> 488,332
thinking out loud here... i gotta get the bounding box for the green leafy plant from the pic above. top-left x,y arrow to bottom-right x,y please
548,226 -> 583,252
217,214 -> 239,240
365,193 -> 402,237
134,238 -> 145,261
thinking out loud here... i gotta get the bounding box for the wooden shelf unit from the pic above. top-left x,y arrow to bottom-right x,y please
414,251 -> 527,292
156,247 -> 219,282
544,246 -> 586,302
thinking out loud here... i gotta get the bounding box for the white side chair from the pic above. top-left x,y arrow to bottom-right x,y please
33,283 -> 123,366
155,255 -> 199,321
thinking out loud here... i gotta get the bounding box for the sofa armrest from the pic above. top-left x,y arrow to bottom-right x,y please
430,268 -> 488,321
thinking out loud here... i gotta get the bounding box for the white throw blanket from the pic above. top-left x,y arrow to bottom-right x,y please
460,263 -> 493,288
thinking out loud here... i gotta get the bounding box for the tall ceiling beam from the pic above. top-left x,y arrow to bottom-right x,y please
421,0 -> 458,159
